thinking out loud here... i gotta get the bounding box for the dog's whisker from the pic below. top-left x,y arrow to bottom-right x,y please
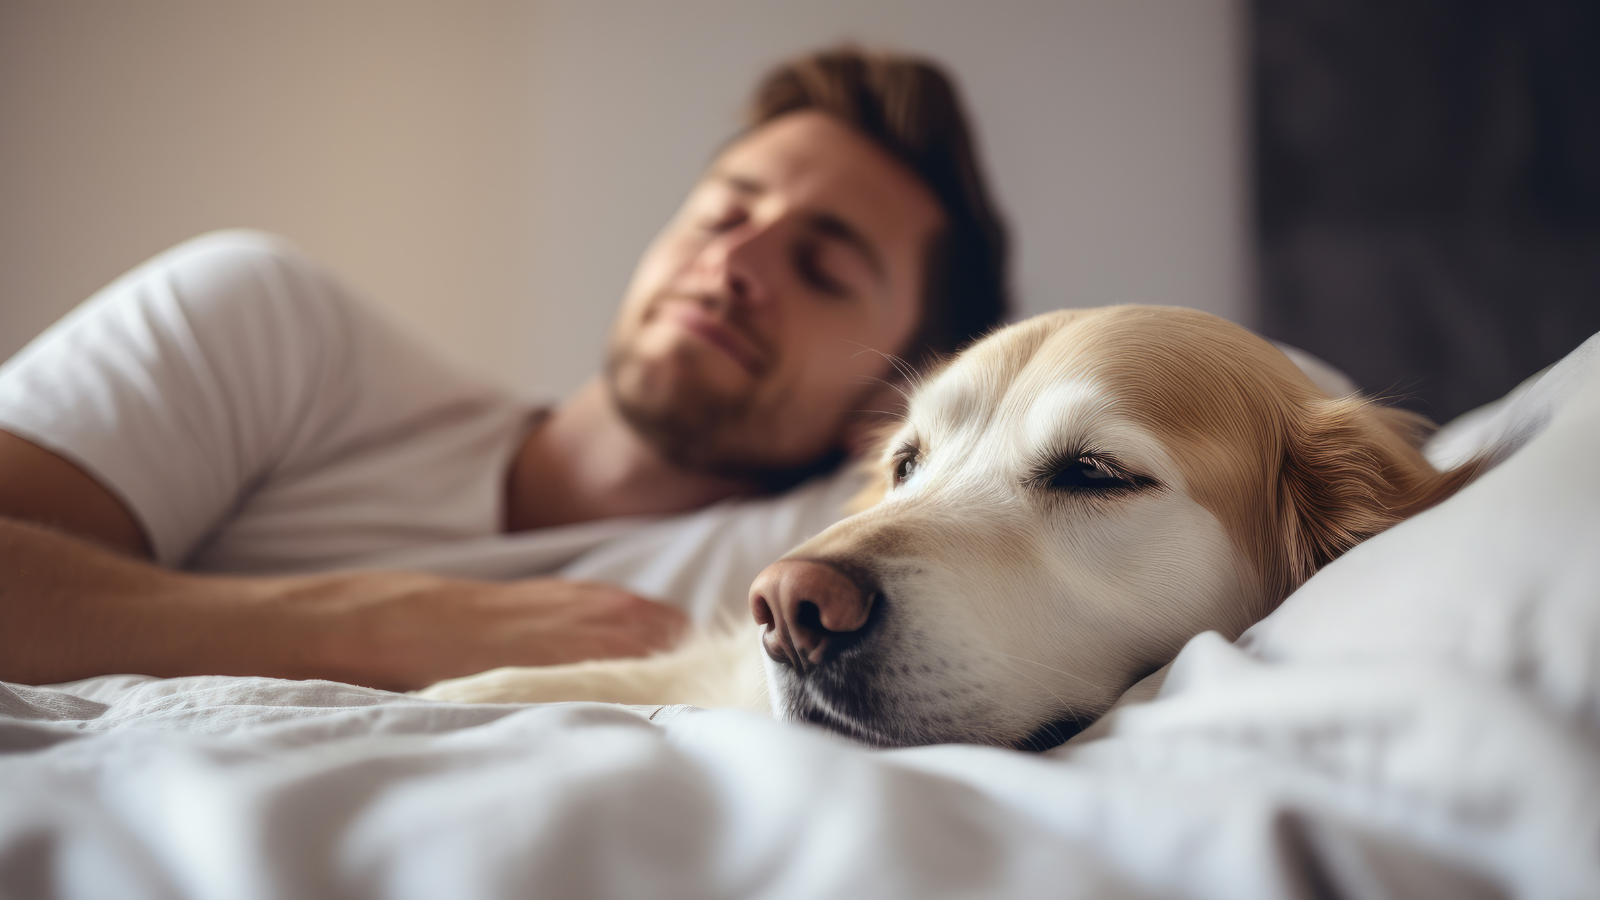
995,651 -> 1091,683
848,370 -> 915,405
994,652 -> 1101,698
841,341 -> 924,391
993,656 -> 1077,708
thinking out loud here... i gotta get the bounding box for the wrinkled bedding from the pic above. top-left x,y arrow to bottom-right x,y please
3,333 -> 1598,899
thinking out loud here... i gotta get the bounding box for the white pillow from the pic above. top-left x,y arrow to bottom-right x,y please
1274,341 -> 1361,398
1237,330 -> 1600,737
1425,334 -> 1600,470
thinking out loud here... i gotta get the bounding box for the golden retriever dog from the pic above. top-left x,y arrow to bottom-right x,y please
420,306 -> 1475,749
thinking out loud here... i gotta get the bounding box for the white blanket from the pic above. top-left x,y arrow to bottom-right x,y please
4,335 -> 1599,899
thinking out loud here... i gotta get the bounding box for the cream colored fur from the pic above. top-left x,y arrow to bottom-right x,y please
419,629 -> 766,709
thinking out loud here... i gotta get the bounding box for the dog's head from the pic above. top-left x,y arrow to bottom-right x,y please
750,306 -> 1474,749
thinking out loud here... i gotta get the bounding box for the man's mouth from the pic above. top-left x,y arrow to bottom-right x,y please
658,302 -> 766,376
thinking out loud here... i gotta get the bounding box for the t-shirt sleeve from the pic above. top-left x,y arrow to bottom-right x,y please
0,231 -> 375,565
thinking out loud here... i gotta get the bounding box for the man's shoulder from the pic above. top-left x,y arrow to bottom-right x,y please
0,231 -> 532,568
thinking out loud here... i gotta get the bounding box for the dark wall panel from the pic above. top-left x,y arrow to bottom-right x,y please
1254,0 -> 1600,422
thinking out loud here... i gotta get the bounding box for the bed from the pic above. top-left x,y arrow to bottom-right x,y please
3,334 -> 1598,899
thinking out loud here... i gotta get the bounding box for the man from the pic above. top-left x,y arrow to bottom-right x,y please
0,48 -> 1008,692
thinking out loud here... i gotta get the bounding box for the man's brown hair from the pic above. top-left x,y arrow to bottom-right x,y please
748,47 -> 1010,368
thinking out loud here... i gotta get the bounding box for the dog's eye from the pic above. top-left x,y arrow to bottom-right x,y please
892,452 -> 920,486
1045,457 -> 1144,492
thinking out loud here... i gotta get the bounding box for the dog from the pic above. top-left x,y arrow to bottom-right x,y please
419,306 -> 1476,749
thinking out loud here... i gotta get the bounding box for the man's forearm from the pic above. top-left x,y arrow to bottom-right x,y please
0,517 -> 313,685
0,517 -> 688,690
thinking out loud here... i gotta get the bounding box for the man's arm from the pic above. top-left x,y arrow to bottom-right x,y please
0,429 -> 151,558
0,431 -> 686,691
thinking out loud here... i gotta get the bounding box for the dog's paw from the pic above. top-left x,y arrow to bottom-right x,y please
412,667 -> 546,704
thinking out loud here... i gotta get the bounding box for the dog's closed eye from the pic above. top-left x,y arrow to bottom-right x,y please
1037,455 -> 1158,494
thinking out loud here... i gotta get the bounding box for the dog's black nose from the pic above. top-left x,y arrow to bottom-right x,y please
749,559 -> 874,669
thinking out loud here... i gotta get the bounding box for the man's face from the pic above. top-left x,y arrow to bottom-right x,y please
605,110 -> 946,478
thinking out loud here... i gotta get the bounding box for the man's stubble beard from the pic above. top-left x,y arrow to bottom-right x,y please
603,341 -> 847,492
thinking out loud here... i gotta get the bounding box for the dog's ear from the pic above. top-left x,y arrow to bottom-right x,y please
1274,398 -> 1481,597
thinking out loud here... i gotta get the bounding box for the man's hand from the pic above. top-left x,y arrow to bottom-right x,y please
270,572 -> 690,691
0,517 -> 688,691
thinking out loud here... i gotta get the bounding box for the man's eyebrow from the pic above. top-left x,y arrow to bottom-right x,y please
808,212 -> 885,284
715,172 -> 764,195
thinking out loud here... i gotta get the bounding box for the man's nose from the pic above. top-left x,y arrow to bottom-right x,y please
688,224 -> 774,309
749,559 -> 876,669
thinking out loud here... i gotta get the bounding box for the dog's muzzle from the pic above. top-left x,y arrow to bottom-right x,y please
750,556 -> 1091,751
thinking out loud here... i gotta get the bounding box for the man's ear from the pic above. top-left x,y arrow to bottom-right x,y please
1274,399 -> 1482,597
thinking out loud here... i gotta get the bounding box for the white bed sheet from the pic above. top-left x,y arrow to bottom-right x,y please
4,334 -> 1599,899
3,645 -> 1577,900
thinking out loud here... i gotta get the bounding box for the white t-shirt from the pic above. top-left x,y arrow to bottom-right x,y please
0,231 -> 860,623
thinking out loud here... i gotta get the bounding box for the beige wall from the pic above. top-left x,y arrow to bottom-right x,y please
1,0 -> 1247,396
0,1 -> 542,382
